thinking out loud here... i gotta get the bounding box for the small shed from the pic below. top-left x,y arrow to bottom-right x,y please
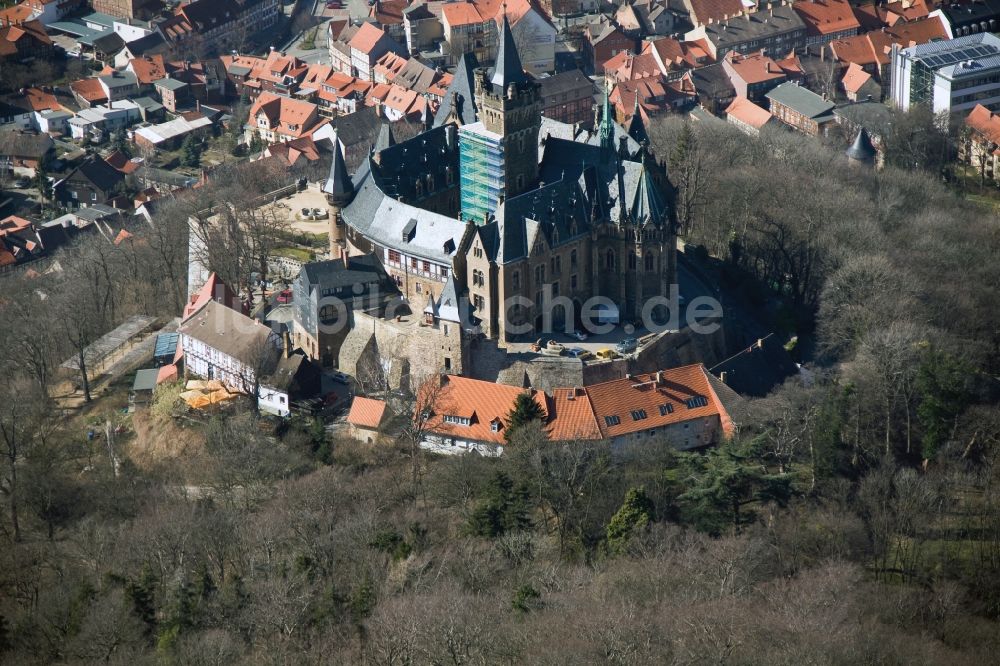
130,368 -> 160,408
346,396 -> 389,443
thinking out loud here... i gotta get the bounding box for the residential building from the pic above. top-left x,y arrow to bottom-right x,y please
609,74 -> 697,119
690,63 -> 736,115
941,0 -> 1000,38
582,19 -> 635,74
90,0 -> 160,20
792,0 -> 860,46
961,103 -> 1000,183
245,91 -> 327,144
766,81 -> 836,136
178,299 -> 281,395
98,71 -> 140,102
403,1 -> 443,56
616,0 -> 673,38
537,69 -> 595,126
54,157 -> 125,207
416,364 -> 735,456
829,15 -> 949,97
682,0 -> 744,28
19,0 -> 84,25
0,130 -> 53,171
644,37 -> 713,81
890,32 -> 1000,115
441,0 -> 497,67
721,50 -> 789,103
68,100 -> 143,141
686,5 -> 807,61
0,18 -> 54,64
133,114 -> 213,150
841,62 -> 881,101
725,95 -> 776,135
350,22 -> 405,81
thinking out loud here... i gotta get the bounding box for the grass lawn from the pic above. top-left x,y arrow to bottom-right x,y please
273,246 -> 314,262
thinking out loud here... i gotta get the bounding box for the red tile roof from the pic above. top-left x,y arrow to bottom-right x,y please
792,0 -> 861,37
604,50 -> 662,83
23,87 -> 59,112
347,396 -> 388,429
419,375 -> 548,445
725,95 -> 773,129
725,51 -> 787,85
686,0 -> 745,27
128,55 -> 167,85
584,364 -> 733,440
349,22 -> 389,54
966,104 -> 1000,146
70,78 -> 108,105
841,62 -> 873,94
829,15 -> 947,67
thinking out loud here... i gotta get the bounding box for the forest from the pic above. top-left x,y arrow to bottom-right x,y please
1,117 -> 1000,664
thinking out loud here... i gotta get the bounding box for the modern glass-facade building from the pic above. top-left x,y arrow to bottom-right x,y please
890,33 -> 1000,115
459,121 -> 504,224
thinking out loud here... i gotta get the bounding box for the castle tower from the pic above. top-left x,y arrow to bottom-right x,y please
458,11 -> 541,224
323,131 -> 353,257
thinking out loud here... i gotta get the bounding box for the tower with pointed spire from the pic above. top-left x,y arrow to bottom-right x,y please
322,131 -> 353,258
597,77 -> 616,155
458,9 -> 542,224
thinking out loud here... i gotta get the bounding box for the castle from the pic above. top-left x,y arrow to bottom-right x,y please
323,13 -> 679,345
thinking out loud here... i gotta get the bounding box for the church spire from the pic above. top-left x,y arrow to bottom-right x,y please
323,130 -> 352,202
598,77 -> 615,154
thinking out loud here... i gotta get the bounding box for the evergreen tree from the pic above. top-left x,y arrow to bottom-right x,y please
916,348 -> 971,462
505,392 -> 545,443
605,486 -> 654,555
181,134 -> 203,167
467,470 -> 532,537
672,443 -> 792,536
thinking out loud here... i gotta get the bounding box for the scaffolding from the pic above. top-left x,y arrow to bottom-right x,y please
459,125 -> 505,223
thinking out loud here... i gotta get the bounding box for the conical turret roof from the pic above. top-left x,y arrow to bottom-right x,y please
846,127 -> 876,163
490,11 -> 528,91
323,131 -> 352,199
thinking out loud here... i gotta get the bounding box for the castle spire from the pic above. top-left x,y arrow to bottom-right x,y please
491,7 -> 527,91
598,77 -> 615,154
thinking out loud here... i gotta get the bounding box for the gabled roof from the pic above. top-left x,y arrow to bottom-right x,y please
841,62 -> 873,94
725,95 -> 773,129
965,103 -> 1000,146
349,22 -> 390,55
684,0 -> 745,27
585,364 -> 733,440
419,375 -> 548,445
66,157 -> 124,193
348,396 -> 388,428
724,50 -> 787,85
178,300 -> 275,373
792,0 -> 861,37
765,81 -> 835,119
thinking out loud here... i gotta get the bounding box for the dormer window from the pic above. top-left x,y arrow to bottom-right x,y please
685,396 -> 708,409
490,419 -> 502,433
443,414 -> 470,426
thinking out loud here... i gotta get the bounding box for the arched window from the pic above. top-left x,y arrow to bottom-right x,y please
606,250 -> 615,269
628,253 -> 637,270
645,252 -> 654,271
570,249 -> 577,268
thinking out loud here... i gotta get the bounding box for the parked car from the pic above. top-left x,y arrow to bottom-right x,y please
570,329 -> 588,341
276,289 -> 293,304
595,348 -> 618,360
540,340 -> 565,356
616,337 -> 638,354
567,348 -> 593,361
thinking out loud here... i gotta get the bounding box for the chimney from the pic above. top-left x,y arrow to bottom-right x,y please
756,338 -> 764,349
720,371 -> 728,383
655,370 -> 663,384
282,328 -> 291,359
341,246 -> 350,268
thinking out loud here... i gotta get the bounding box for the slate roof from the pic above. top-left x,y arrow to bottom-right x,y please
846,127 -> 876,162
537,68 -> 593,100
323,131 -> 352,199
491,177 -> 591,264
67,157 -> 125,193
434,52 -> 479,126
766,82 -> 835,119
704,5 -> 806,51
301,254 -> 388,290
490,13 -> 528,91
369,123 -> 458,203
